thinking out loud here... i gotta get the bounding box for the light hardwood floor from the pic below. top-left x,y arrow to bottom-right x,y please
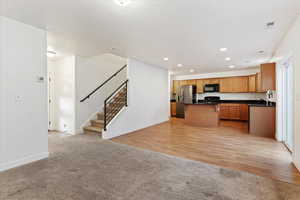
112,118 -> 300,185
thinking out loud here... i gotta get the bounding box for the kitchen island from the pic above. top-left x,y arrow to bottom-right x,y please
184,103 -> 220,127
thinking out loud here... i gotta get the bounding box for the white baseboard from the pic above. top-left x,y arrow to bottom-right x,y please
103,117 -> 169,139
0,152 -> 49,172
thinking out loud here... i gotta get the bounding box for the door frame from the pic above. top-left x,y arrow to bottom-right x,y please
279,55 -> 294,152
48,71 -> 53,131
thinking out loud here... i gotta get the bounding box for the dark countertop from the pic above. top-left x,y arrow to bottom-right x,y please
185,102 -> 219,105
248,103 -> 276,107
183,100 -> 276,107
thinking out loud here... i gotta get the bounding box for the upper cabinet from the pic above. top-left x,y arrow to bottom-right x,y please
260,63 -> 276,91
172,80 -> 180,94
201,78 -> 220,85
232,76 -> 248,93
186,79 -> 196,85
179,80 -> 188,86
256,72 -> 263,93
172,80 -> 197,94
248,75 -> 256,93
219,78 -> 232,93
172,63 -> 275,94
220,76 -> 248,93
196,79 -> 204,93
255,63 -> 276,93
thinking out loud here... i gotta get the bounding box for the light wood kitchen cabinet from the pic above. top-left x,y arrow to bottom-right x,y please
249,106 -> 276,138
255,63 -> 276,92
261,63 -> 276,91
171,102 -> 176,117
179,80 -> 188,86
240,104 -> 249,121
219,103 -> 249,121
231,77 -> 248,93
248,75 -> 256,92
202,79 -> 211,86
219,104 -> 240,120
219,104 -> 229,119
172,80 -> 180,94
196,79 -> 204,93
187,79 -> 196,85
173,69 -> 273,94
178,79 -> 196,86
219,78 -> 232,93
256,72 -> 264,92
202,78 -> 220,85
220,76 -> 249,93
208,78 -> 220,84
229,104 -> 241,120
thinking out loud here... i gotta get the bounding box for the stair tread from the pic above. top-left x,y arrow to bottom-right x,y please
83,126 -> 102,133
91,119 -> 104,123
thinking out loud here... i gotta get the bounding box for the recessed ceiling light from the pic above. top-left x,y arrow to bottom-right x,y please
225,57 -> 231,61
115,0 -> 132,6
190,69 -> 195,73
47,51 -> 56,58
163,57 -> 169,61
177,64 -> 183,67
229,65 -> 235,69
219,48 -> 228,52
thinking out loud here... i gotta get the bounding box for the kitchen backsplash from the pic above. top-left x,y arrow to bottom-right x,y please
197,93 -> 266,101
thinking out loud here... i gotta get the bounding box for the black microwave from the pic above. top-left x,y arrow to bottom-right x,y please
204,84 -> 219,93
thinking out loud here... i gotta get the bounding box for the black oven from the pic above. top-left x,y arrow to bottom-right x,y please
204,84 -> 219,93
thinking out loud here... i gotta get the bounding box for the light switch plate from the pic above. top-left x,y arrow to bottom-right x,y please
15,95 -> 22,102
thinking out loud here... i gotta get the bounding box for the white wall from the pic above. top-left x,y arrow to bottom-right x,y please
0,17 -> 48,171
48,56 -> 76,134
102,59 -> 169,139
274,14 -> 300,171
75,54 -> 127,133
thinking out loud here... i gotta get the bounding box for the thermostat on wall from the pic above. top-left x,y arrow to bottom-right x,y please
37,76 -> 45,83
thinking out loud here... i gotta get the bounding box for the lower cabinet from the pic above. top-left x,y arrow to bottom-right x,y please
219,103 -> 249,121
249,106 -> 275,138
171,102 -> 176,117
240,104 -> 249,121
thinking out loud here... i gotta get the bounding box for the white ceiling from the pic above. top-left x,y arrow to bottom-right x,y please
1,0 -> 300,74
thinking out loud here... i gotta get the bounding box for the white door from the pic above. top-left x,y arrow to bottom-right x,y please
282,58 -> 294,151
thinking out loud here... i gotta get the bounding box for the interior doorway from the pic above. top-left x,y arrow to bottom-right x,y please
281,57 -> 294,152
47,57 -> 76,134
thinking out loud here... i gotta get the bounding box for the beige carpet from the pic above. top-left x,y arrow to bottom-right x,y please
0,134 -> 300,200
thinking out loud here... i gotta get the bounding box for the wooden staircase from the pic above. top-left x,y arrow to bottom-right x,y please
83,86 -> 127,135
